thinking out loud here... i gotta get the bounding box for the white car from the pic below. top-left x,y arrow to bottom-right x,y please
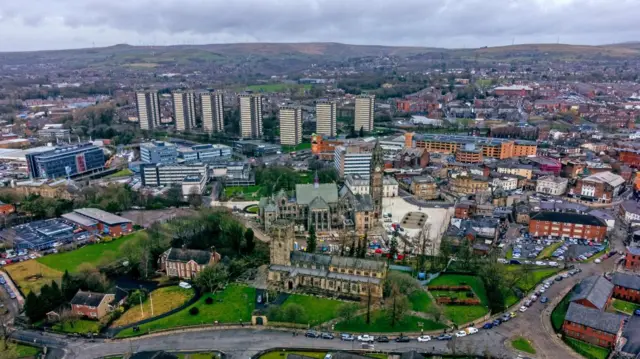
535,261 -> 545,266
178,281 -> 192,289
29,254 -> 37,259
357,335 -> 374,342
417,335 -> 431,342
455,331 -> 467,338
548,261 -> 559,267
498,258 -> 509,264
594,258 -> 602,264
466,327 -> 479,335
539,287 -> 546,293
519,306 -> 528,312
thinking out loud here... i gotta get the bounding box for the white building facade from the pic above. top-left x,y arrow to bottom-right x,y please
536,176 -> 569,196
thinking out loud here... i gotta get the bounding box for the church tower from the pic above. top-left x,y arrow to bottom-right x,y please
269,220 -> 295,266
370,139 -> 384,218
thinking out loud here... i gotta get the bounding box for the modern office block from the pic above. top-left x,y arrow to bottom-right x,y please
25,143 -> 105,179
140,141 -> 178,164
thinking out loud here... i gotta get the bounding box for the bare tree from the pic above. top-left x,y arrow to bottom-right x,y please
0,314 -> 15,352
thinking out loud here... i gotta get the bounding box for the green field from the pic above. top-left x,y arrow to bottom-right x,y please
280,294 -> 343,325
565,338 -> 610,359
334,310 -> 446,333
108,168 -> 134,178
116,285 -> 255,338
513,268 -> 561,292
551,292 -> 572,332
512,337 -> 536,354
36,231 -> 144,273
52,319 -> 101,334
443,305 -> 489,325
259,351 -> 327,359
176,353 -> 219,359
429,275 -> 488,304
224,185 -> 264,199
408,290 -> 433,313
611,299 -> 640,315
282,142 -> 312,153
243,83 -> 312,93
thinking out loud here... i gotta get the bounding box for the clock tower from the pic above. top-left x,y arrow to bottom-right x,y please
370,139 -> 384,218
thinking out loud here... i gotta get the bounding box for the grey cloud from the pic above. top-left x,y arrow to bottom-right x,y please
2,0 -> 640,51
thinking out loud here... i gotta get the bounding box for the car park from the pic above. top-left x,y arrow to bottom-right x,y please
417,335 -> 431,342
436,334 -> 453,340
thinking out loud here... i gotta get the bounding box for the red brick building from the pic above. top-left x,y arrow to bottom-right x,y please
528,212 -> 608,241
0,201 -> 15,216
563,302 -> 625,348
159,247 -> 221,279
62,208 -> 133,237
619,149 -> 640,168
625,246 -> 640,271
454,202 -> 473,219
70,290 -> 115,319
568,171 -> 625,204
612,272 -> 640,304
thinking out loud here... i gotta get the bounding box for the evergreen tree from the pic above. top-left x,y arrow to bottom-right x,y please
389,233 -> 398,262
39,284 -> 52,313
306,226 -> 317,253
244,228 -> 255,254
358,234 -> 369,258
50,281 -> 64,308
24,292 -> 41,322
61,270 -> 79,300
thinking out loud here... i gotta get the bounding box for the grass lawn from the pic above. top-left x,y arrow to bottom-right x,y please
443,305 -> 489,325
537,242 -> 563,259
282,142 -> 312,153
108,168 -> 134,178
260,351 -> 326,359
116,285 -> 255,338
15,343 -> 41,358
428,274 -> 488,305
408,290 -> 433,313
280,294 -> 343,325
365,355 -> 387,359
506,247 -> 513,259
512,337 -> 536,354
611,298 -> 640,315
245,205 -> 259,214
112,286 -> 194,327
564,338 -> 610,359
52,319 -> 101,334
176,353 -> 219,359
502,288 -> 520,308
334,310 -> 446,333
513,268 -> 561,292
551,292 -> 572,332
36,231 -> 144,273
5,259 -> 63,294
224,185 -> 263,199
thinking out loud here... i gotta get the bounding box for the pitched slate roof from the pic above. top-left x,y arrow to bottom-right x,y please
565,302 -> 625,334
612,272 -> 640,291
330,256 -> 386,272
166,248 -> 212,265
570,275 -> 614,310
291,251 -> 332,266
70,290 -> 110,307
621,315 -> 640,356
295,184 -> 338,205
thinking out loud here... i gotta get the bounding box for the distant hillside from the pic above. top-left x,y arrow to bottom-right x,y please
1,42 -> 639,68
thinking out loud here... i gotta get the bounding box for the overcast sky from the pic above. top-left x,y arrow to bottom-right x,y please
1,0 -> 639,52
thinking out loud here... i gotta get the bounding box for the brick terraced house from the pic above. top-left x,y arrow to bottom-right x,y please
159,247 -> 221,279
563,302 -> 625,348
612,272 -> 640,304
570,275 -> 614,310
528,212 -> 608,241
625,246 -> 640,271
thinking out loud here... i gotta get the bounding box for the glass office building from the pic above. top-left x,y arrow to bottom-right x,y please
25,143 -> 105,179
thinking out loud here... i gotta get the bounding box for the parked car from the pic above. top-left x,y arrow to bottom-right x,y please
321,332 -> 334,340
455,331 -> 467,338
501,314 -> 511,322
510,312 -> 517,318
305,330 -> 320,338
634,309 -> 640,316
395,335 -> 411,343
594,258 -> 602,264
531,295 -> 538,302
482,322 -> 494,329
340,333 -> 355,341
357,335 -> 374,342
554,276 -> 563,282
540,297 -> 549,303
436,334 -> 453,340
417,335 -> 431,342
524,300 -> 532,307
376,336 -> 389,343
466,327 -> 479,335
492,319 -> 501,326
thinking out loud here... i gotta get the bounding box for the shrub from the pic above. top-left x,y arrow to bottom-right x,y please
102,236 -> 113,242
205,297 -> 214,305
189,307 -> 199,316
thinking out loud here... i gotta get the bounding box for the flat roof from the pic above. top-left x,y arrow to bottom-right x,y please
0,146 -> 53,161
61,212 -> 99,227
417,134 -> 536,146
73,208 -> 132,225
